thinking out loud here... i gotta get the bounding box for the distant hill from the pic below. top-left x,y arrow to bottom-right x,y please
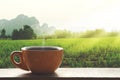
0,14 -> 56,36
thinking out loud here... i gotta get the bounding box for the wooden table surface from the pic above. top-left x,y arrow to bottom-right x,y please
0,68 -> 120,80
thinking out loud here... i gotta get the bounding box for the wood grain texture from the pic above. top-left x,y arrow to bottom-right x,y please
0,68 -> 119,80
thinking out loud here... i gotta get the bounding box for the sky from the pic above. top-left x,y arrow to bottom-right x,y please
0,0 -> 120,32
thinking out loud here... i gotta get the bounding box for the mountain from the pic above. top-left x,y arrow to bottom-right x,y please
0,14 -> 56,36
38,23 -> 56,35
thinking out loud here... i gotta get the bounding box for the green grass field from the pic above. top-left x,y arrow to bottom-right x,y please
1,37 -> 120,68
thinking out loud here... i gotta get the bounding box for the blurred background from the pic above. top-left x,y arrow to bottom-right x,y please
0,0 -> 120,68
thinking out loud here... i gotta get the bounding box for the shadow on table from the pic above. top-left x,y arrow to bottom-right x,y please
17,72 -> 59,78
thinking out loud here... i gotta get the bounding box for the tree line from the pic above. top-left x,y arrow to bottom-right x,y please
0,26 -> 120,40
38,29 -> 120,39
0,25 -> 36,40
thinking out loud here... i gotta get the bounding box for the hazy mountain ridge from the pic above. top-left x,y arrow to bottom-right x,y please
0,14 -> 56,36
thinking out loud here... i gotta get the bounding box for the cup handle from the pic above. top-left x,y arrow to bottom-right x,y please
10,51 -> 29,71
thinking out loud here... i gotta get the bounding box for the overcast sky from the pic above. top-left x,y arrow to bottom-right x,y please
0,0 -> 120,32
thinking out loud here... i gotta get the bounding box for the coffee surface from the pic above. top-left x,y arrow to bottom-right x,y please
27,47 -> 58,50
22,46 -> 63,51
24,46 -> 60,50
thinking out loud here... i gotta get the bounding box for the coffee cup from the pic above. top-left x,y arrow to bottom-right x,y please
10,46 -> 63,74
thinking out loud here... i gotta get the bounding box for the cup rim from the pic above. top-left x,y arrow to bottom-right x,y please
21,46 -> 63,51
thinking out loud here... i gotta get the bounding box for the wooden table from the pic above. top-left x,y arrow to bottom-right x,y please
0,68 -> 120,80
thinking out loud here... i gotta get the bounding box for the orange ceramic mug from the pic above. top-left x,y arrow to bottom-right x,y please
10,46 -> 63,74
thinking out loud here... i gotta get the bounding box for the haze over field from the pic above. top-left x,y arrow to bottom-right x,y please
0,0 -> 120,32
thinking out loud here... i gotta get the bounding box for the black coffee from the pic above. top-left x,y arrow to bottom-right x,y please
27,47 -> 57,50
22,46 -> 63,50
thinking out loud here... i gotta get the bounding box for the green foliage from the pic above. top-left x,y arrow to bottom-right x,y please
0,29 -> 9,39
0,29 -> 6,38
12,29 -> 19,40
0,28 -> 120,40
38,29 -> 120,39
22,25 -> 36,39
12,25 -> 36,40
53,30 -> 72,38
0,37 -> 120,68
80,29 -> 106,38
108,32 -> 119,37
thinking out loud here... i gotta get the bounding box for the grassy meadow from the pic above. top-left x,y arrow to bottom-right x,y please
1,37 -> 120,68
